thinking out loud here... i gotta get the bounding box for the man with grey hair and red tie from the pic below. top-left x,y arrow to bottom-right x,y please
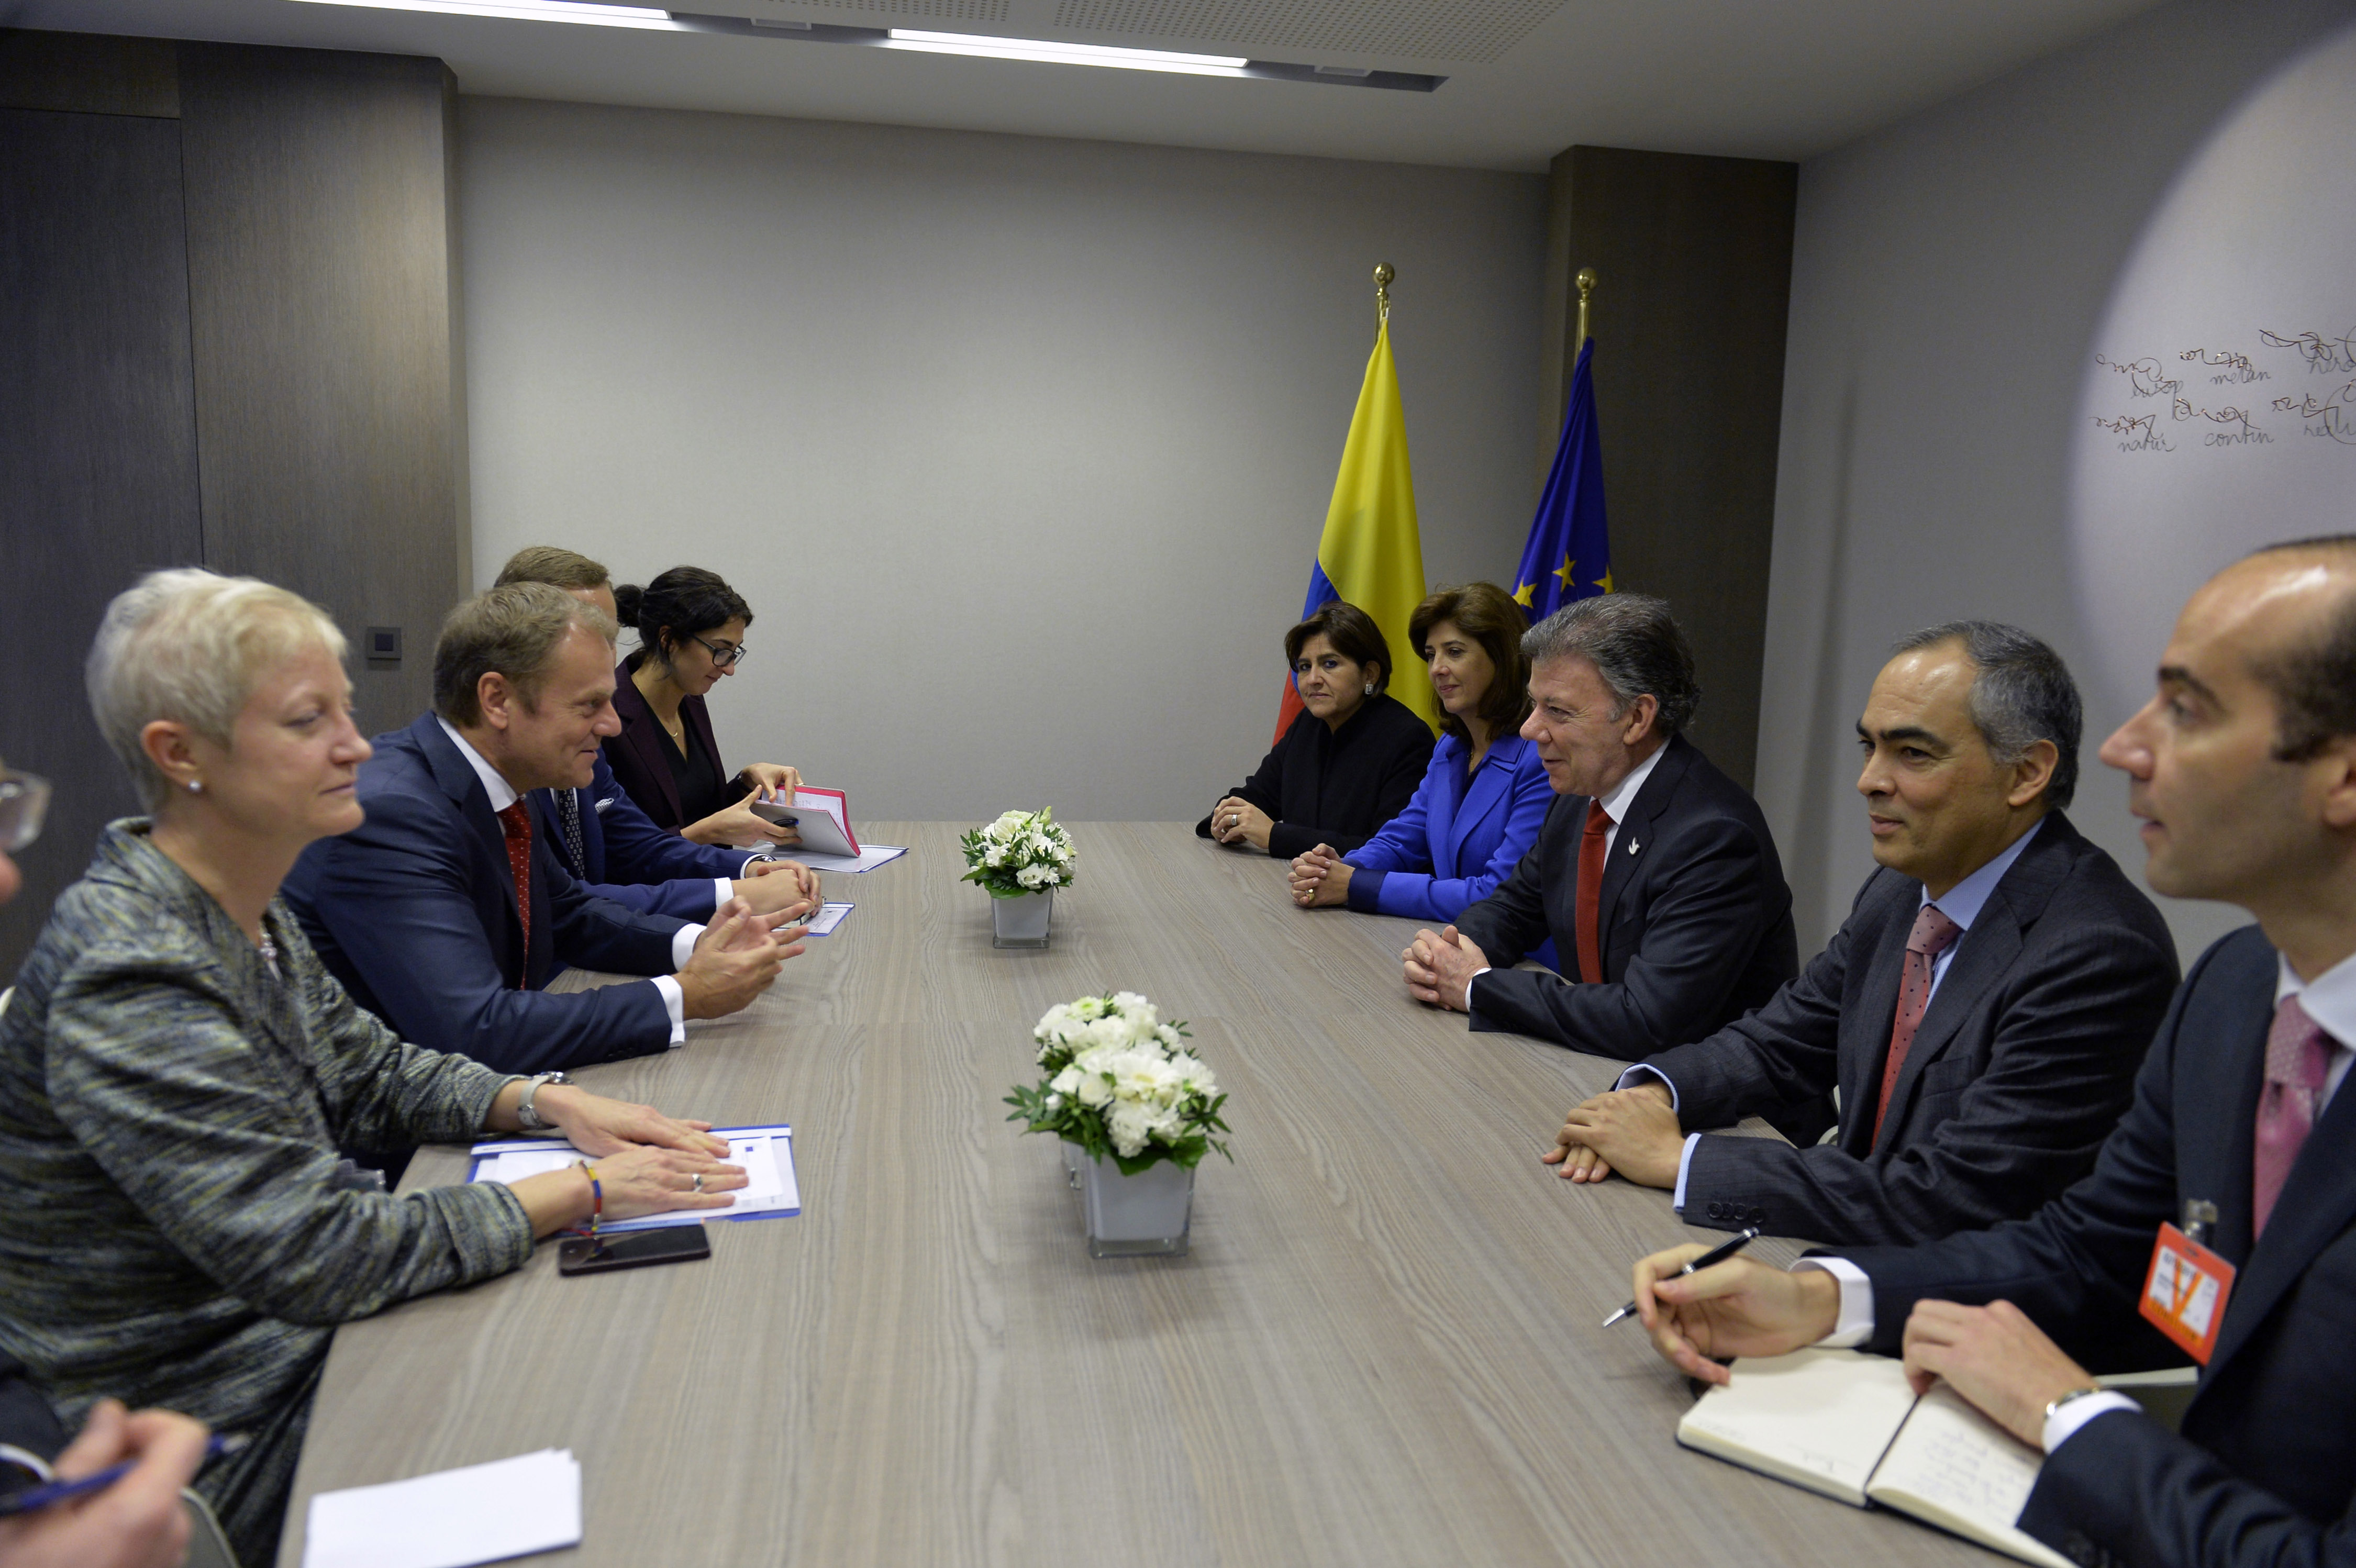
1624,537 -> 2356,1568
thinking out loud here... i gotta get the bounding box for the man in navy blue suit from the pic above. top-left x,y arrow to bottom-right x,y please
285,583 -> 806,1076
1627,538 -> 2356,1568
491,547 -> 816,922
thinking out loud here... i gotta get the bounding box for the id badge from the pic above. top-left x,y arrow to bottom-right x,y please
2139,1221 -> 2236,1363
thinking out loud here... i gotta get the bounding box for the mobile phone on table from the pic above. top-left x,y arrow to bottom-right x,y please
558,1224 -> 710,1275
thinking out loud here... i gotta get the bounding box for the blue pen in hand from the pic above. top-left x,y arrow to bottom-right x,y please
0,1432 -> 248,1517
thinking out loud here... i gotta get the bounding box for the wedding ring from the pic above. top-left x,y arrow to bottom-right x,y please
692,1173 -> 705,1193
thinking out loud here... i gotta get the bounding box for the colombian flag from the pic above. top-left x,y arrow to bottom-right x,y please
1273,320 -> 1438,743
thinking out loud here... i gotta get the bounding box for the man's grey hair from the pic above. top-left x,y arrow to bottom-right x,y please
1891,621 -> 2082,808
1521,593 -> 1702,736
433,582 -> 618,727
86,569 -> 348,810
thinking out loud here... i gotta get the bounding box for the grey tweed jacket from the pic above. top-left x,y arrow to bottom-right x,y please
0,821 -> 534,1564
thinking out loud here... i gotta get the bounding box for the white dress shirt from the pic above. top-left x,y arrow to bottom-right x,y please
1627,817 -> 2049,1210
438,719 -> 699,1044
1464,738 -> 1669,1008
1799,940 -> 2356,1453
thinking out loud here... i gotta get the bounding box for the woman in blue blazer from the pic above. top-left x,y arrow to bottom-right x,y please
1290,583 -> 1558,970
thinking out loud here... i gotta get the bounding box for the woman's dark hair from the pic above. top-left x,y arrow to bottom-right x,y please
1283,600 -> 1392,693
616,566 -> 753,670
1410,583 -> 1531,744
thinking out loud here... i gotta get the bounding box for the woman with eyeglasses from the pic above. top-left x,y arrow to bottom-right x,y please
605,567 -> 802,849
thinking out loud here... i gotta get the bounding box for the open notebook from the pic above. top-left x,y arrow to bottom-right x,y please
1676,1349 -> 2194,1568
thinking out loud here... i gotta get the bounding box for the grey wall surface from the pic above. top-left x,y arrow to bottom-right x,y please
458,97 -> 1547,822
1760,0 -> 2356,966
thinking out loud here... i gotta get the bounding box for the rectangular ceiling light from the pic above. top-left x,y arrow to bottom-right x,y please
284,0 -> 678,26
882,28 -> 1247,77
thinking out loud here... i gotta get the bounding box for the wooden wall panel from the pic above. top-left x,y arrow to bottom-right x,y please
0,29 -> 177,117
0,107 -> 204,973
1541,146 -> 1796,793
177,43 -> 470,742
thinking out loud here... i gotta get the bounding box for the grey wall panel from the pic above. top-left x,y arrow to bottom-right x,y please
0,107 -> 203,974
0,28 -> 177,117
177,43 -> 469,742
1543,146 -> 1797,794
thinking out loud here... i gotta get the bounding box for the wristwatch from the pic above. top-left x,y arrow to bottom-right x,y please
2042,1382 -> 2107,1423
515,1071 -> 570,1133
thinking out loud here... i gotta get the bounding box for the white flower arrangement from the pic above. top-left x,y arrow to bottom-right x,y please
1005,991 -> 1232,1173
960,808 -> 1077,899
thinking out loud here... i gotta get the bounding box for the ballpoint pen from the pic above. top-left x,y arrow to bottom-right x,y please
1602,1227 -> 1762,1327
0,1432 -> 249,1517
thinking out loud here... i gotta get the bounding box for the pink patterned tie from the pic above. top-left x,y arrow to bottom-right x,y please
2253,995 -> 2331,1241
1873,904 -> 1964,1143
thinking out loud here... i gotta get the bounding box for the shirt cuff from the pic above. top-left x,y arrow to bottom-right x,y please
1670,1133 -> 1701,1211
712,876 -> 734,910
1614,1063 -> 1680,1113
650,975 -> 687,1047
1792,1257 -> 1874,1348
1465,965 -> 1491,1010
2043,1392 -> 2141,1454
671,923 -> 704,971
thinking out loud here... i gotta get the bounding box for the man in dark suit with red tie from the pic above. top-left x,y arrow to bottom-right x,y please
1627,537 -> 2356,1568
285,583 -> 803,1077
1403,595 -> 1803,1096
1543,622 -> 2179,1245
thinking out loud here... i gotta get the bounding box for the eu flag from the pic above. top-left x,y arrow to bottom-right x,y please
1511,337 -> 1611,618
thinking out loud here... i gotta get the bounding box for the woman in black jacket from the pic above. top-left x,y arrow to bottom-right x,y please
1199,600 -> 1435,860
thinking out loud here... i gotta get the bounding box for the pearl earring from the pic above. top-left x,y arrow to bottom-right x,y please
186,780 -> 203,794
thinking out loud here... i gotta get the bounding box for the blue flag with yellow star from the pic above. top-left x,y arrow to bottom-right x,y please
1512,337 -> 1610,618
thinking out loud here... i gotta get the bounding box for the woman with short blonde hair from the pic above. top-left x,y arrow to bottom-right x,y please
1,569 -> 747,1566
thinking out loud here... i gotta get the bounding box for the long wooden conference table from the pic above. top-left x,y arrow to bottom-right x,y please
280,823 -> 1993,1567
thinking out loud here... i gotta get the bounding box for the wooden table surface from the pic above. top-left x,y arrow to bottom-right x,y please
278,822 -> 1988,1567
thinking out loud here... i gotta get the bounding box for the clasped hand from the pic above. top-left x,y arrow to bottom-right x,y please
1401,925 -> 1488,1011
1625,1245 -> 2092,1448
1288,844 -> 1352,907
1208,796 -> 1273,851
1541,1080 -> 1683,1186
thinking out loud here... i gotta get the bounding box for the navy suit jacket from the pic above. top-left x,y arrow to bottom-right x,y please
1643,811 -> 2180,1245
283,715 -> 686,1074
530,753 -> 752,920
1453,733 -> 1800,1064
1831,926 -> 2355,1567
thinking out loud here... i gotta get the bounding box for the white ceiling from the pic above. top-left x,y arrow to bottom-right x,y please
9,0 -> 2165,170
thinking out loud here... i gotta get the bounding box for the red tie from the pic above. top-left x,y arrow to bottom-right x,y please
2253,995 -> 2330,1240
1575,802 -> 1611,984
1873,904 -> 1963,1143
496,802 -> 534,987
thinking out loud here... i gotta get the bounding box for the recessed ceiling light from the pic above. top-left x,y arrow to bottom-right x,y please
882,29 -> 1247,78
283,0 -> 676,26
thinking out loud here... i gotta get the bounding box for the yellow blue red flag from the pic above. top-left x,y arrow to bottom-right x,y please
1512,337 -> 1612,618
1273,320 -> 1437,743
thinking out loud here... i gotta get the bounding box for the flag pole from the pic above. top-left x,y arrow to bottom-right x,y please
1574,267 -> 1596,348
1373,261 -> 1394,326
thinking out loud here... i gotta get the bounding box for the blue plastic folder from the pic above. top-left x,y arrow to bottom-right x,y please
467,1125 -> 799,1232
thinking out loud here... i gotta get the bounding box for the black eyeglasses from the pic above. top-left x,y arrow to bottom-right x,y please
691,635 -> 748,669
0,770 -> 50,853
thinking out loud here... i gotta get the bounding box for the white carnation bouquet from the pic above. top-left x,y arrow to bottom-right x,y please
1005,992 -> 1232,1173
960,808 -> 1077,898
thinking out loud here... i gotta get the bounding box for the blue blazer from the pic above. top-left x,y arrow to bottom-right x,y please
283,714 -> 686,1075
1340,732 -> 1558,969
530,754 -> 753,920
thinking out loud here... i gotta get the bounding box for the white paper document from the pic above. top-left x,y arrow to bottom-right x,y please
468,1125 -> 800,1231
301,1447 -> 581,1568
798,901 -> 853,936
791,844 -> 907,874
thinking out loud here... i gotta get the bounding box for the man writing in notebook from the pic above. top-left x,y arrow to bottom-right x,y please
1628,539 -> 2356,1568
1544,623 -> 2179,1245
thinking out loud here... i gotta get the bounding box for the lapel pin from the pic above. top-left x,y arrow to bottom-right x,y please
1628,840 -> 1640,855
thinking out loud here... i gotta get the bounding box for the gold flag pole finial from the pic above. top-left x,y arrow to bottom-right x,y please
1373,262 -> 1395,326
1574,267 -> 1597,348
